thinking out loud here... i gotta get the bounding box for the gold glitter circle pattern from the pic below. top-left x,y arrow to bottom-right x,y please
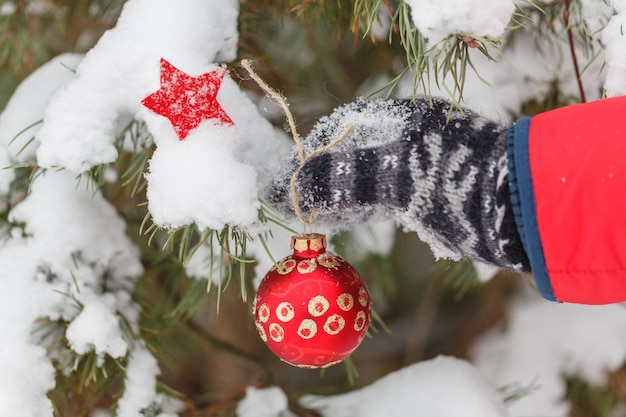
308,295 -> 330,317
276,302 -> 295,322
323,314 -> 345,335
274,259 -> 296,275
358,287 -> 368,307
354,310 -> 367,332
258,303 -> 270,323
256,323 -> 267,342
318,253 -> 339,268
337,293 -> 354,311
297,319 -> 317,339
297,259 -> 318,274
269,323 -> 284,342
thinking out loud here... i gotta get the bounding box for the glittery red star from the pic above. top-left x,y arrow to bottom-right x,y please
142,58 -> 234,140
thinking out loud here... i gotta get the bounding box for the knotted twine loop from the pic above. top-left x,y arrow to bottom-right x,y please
240,59 -> 355,233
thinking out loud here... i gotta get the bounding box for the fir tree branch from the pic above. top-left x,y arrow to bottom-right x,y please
184,319 -> 273,384
352,0 -> 392,40
563,0 -> 587,103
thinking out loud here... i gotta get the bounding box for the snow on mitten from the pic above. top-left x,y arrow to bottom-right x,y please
267,97 -> 530,272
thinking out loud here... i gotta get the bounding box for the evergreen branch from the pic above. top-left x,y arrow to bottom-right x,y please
564,0 -> 587,103
72,351 -> 104,385
1,161 -> 45,197
500,379 -> 541,404
257,233 -> 277,264
146,224 -> 161,248
79,119 -> 152,198
233,230 -> 250,302
366,65 -> 411,98
285,0 -> 355,31
391,2 -> 430,98
216,254 -> 225,313
182,227 -> 212,266
28,167 -> 47,193
512,0 -> 610,55
580,46 -> 605,77
184,316 -> 272,380
383,1 -> 504,103
14,135 -> 37,159
137,209 -> 267,309
508,0 -> 546,31
3,161 -> 38,170
0,0 -> 122,108
215,228 -> 235,310
352,0 -> 392,40
240,249 -> 249,302
343,357 -> 359,386
518,78 -> 581,116
178,224 -> 195,261
446,260 -> 481,300
258,199 -> 299,234
370,308 -> 392,335
140,215 -> 159,252
87,0 -> 126,23
317,356 -> 360,387
32,318 -> 67,354
207,231 -> 216,294
120,145 -> 151,198
168,276 -> 212,319
50,349 -> 127,417
7,119 -> 42,157
433,34 -> 501,111
81,165 -> 109,195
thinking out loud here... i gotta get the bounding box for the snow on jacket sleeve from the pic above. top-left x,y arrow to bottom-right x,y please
508,96 -> 626,304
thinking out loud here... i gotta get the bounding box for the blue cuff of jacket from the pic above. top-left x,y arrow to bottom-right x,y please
507,118 -> 557,302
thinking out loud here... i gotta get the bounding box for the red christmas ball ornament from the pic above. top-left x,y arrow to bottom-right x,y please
253,233 -> 371,368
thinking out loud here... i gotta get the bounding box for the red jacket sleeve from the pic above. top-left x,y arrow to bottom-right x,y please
509,96 -> 626,304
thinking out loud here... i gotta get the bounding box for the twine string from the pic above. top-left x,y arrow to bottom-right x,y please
240,59 -> 354,229
240,59 -> 304,162
286,123 -> 355,228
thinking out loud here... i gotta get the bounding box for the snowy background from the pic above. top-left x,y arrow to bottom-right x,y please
1,0 -> 626,416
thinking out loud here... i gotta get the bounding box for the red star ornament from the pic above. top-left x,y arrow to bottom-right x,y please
142,58 -> 234,140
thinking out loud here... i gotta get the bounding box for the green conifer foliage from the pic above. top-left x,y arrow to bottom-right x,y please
0,1 -> 623,416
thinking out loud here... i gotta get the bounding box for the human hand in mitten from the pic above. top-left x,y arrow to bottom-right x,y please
267,97 -> 531,272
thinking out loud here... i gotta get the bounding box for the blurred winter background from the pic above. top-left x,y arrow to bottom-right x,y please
2,1 -> 626,417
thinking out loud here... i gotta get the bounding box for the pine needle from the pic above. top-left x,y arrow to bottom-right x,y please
371,307 -> 392,334
168,278 -> 210,319
352,2 -> 506,104
182,228 -> 212,266
343,357 -> 359,386
352,0 -> 390,38
257,233 -> 277,264
120,150 -> 150,197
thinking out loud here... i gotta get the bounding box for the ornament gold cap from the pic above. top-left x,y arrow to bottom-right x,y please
291,233 -> 326,255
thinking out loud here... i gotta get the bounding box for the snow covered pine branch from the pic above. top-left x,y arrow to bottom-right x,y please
3,0 -> 626,416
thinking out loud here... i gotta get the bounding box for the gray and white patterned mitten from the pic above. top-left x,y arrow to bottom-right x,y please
267,97 -> 530,272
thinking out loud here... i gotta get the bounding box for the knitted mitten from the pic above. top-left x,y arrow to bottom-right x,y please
267,97 -> 530,272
